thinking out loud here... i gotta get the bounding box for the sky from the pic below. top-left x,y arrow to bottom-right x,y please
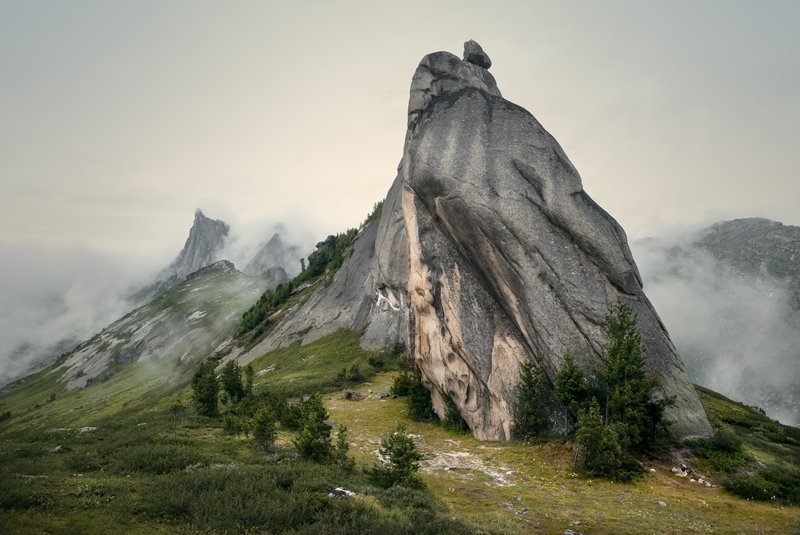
1,0 -> 798,259
1,1 -> 799,386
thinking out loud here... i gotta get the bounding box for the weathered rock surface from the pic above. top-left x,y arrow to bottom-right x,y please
463,39 -> 492,69
240,221 -> 407,361
134,210 -> 231,303
240,41 -> 711,440
165,209 -> 229,282
399,42 -> 710,439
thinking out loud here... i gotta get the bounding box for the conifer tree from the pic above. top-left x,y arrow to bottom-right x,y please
191,361 -> 220,417
371,422 -> 423,487
292,394 -> 332,462
512,355 -> 554,439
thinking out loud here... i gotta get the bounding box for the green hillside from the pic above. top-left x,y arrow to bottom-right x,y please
1,329 -> 798,534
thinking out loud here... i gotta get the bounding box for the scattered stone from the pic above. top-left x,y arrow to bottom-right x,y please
328,487 -> 356,499
51,445 -> 63,453
649,468 -> 656,473
515,507 -> 529,515
257,364 -> 277,377
705,482 -> 712,487
656,500 -> 668,507
690,478 -> 696,483
463,39 -> 492,69
698,478 -> 705,484
370,390 -> 390,400
79,426 -> 98,433
670,467 -> 680,474
563,529 -> 583,535
339,389 -> 364,401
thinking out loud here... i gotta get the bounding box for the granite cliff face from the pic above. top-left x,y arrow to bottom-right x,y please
242,41 -> 711,440
163,210 -> 230,282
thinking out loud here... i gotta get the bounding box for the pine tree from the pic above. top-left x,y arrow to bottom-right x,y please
371,422 -> 423,487
407,370 -> 435,421
555,351 -> 589,415
595,300 -> 670,448
220,361 -> 245,404
292,394 -> 332,462
191,361 -> 220,417
243,364 -> 255,396
252,406 -> 277,451
332,425 -> 355,471
512,355 -> 554,439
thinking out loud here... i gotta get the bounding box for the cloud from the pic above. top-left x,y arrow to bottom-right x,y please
0,241 -> 162,386
633,232 -> 800,426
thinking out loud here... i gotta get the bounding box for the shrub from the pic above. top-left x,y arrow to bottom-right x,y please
442,393 -> 469,434
348,364 -> 363,382
725,467 -> 800,504
725,473 -> 779,501
371,422 -> 424,488
391,371 -> 415,397
690,429 -> 751,473
407,371 -> 435,422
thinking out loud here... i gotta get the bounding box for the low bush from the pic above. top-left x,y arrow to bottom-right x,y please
690,429 -> 751,473
725,467 -> 800,504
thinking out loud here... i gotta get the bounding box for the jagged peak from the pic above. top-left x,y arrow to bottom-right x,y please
407,40 -> 501,129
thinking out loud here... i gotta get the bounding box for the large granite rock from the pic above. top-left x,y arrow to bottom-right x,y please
240,41 -> 711,440
399,42 -> 710,439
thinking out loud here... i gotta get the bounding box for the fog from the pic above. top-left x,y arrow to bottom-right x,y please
633,232 -> 800,426
0,210 -> 322,387
0,241 -> 161,386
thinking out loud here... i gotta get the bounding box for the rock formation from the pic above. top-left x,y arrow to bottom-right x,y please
165,209 -> 230,282
243,232 -> 300,281
132,209 -> 230,303
58,261 -> 265,389
242,41 -> 711,440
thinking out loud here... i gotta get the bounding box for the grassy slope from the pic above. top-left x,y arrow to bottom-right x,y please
1,330 -> 798,534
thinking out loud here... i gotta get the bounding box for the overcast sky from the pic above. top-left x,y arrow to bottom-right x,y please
1,0 -> 798,260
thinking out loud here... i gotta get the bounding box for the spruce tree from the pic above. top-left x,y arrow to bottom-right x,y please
191,361 -> 220,417
512,355 -> 554,439
252,406 -> 277,451
292,394 -> 332,462
371,422 -> 424,487
220,361 -> 245,404
595,300 -> 670,448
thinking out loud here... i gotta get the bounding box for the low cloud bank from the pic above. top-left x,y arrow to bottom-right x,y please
633,234 -> 800,426
0,242 -> 161,386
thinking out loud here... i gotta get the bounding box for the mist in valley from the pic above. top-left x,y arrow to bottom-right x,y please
0,211 -> 321,387
633,232 -> 800,426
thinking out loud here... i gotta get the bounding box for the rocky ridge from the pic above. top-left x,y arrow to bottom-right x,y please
240,41 -> 711,440
57,261 -> 265,389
